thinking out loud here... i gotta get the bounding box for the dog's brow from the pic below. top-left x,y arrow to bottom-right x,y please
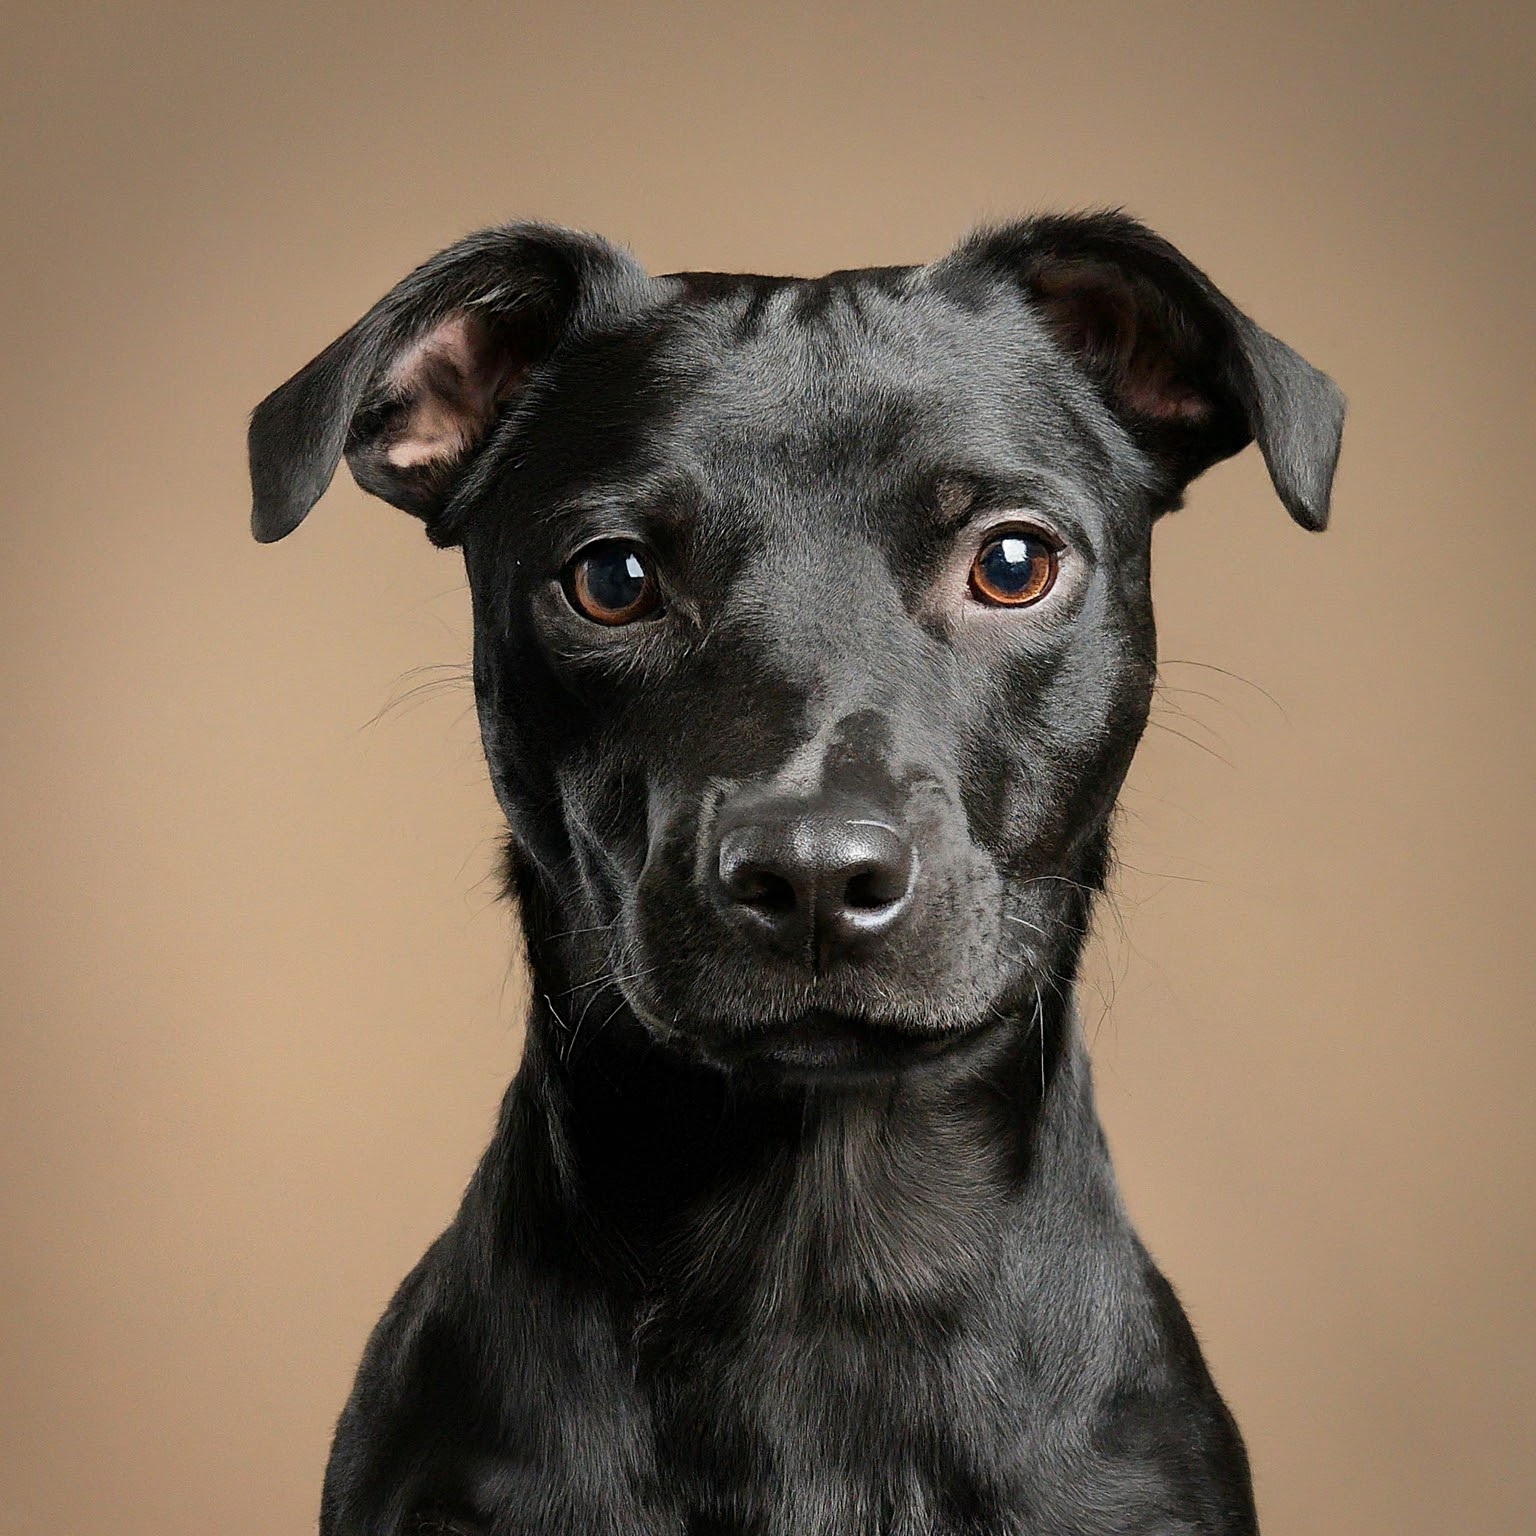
932,476 -> 978,527
534,477 -> 700,534
922,467 -> 1097,548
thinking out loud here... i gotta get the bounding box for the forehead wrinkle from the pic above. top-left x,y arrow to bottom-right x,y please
659,280 -> 944,413
528,463 -> 705,536
671,283 -> 1059,443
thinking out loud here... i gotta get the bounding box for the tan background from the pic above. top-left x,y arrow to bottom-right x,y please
3,2 -> 1532,1532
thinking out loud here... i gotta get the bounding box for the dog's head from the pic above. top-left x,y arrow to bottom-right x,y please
250,214 -> 1342,1075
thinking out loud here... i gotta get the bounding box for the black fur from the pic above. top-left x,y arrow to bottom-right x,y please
249,211 -> 1344,1535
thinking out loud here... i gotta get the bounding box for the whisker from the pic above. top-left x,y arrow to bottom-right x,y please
1032,988 -> 1046,1097
1003,914 -> 1049,937
1144,718 -> 1236,769
583,996 -> 630,1055
544,920 -> 619,944
359,664 -> 475,731
1112,860 -> 1224,889
553,963 -> 659,999
540,994 -> 575,1061
1157,657 -> 1289,721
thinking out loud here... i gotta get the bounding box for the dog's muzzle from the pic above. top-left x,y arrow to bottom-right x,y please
712,792 -> 918,965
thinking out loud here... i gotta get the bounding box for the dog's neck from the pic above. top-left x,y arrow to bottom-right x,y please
473,940 -> 1131,1334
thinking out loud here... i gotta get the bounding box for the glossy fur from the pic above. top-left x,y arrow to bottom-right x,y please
249,212 -> 1344,1535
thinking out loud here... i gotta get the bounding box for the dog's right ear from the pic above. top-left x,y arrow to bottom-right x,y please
940,212 -> 1345,530
247,224 -> 649,545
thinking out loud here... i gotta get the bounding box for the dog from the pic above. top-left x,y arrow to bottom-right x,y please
249,211 -> 1343,1536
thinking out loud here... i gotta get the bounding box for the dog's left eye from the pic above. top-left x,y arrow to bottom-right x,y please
969,528 -> 1059,608
564,542 -> 662,625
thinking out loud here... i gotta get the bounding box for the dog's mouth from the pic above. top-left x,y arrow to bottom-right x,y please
614,936 -> 1030,1081
686,1009 -> 1004,1079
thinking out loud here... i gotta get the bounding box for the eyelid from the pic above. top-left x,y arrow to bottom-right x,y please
976,503 -> 1075,540
561,530 -> 654,566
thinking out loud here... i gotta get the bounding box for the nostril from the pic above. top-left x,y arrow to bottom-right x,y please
731,865 -> 798,916
718,828 -> 807,924
843,861 -> 907,911
714,804 -> 915,948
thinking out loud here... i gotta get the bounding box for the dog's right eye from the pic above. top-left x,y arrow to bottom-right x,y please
564,542 -> 662,625
968,527 -> 1059,608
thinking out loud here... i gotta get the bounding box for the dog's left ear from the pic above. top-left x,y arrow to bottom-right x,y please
248,223 -> 649,545
948,212 -> 1345,528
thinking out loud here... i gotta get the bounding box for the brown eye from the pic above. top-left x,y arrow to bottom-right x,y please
565,542 -> 661,625
969,529 -> 1059,607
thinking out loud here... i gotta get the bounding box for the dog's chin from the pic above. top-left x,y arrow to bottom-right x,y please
681,1010 -> 1005,1082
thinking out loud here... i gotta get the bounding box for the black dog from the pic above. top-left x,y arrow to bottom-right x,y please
250,211 -> 1343,1536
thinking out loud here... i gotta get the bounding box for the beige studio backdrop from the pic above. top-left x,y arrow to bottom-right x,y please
3,3 -> 1532,1533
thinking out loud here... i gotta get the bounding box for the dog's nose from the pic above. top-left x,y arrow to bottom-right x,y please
715,799 -> 917,957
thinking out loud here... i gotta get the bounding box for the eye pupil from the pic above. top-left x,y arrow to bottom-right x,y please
983,536 -> 1033,590
568,543 -> 659,624
970,530 -> 1057,607
587,550 -> 645,609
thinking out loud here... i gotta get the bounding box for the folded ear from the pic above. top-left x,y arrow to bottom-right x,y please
948,212 -> 1345,529
248,224 -> 649,544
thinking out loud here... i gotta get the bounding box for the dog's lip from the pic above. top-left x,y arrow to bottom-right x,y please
700,1009 -> 996,1072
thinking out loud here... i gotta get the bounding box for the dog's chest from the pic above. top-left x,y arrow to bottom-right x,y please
585,1096 -> 1209,1532
435,1309 -> 1222,1536
620,1287 -> 1196,1536
361,1188 -> 1245,1535
377,1078 -> 1249,1535
646,1314 -> 1026,1534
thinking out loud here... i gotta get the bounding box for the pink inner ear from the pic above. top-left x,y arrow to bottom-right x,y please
1124,370 -> 1209,424
1032,264 -> 1211,427
382,311 -> 528,470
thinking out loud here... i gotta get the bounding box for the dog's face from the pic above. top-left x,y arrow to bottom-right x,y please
250,216 -> 1342,1074
462,275 -> 1162,1069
